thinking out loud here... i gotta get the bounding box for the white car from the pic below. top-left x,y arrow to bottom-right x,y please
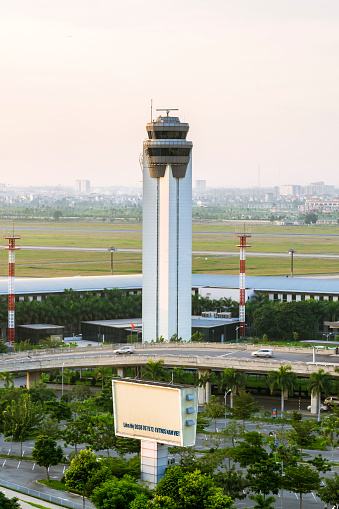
307,403 -> 328,412
251,349 -> 273,358
114,345 -> 135,355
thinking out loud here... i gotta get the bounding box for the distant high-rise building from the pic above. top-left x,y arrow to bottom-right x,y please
279,185 -> 302,197
195,180 -> 206,192
142,111 -> 193,342
75,180 -> 90,193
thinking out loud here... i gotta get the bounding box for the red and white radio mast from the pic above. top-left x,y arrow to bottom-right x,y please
235,226 -> 251,338
3,226 -> 20,345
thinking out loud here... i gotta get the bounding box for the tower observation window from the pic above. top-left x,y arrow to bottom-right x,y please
147,148 -> 191,157
148,131 -> 187,140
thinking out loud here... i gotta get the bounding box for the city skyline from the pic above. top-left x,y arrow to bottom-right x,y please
1,0 -> 338,189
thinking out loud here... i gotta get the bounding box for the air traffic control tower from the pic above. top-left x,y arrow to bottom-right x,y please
142,109 -> 193,342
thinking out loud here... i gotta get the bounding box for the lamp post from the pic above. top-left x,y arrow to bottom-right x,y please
108,246 -> 117,275
62,363 -> 64,396
224,389 -> 231,428
235,326 -> 240,343
287,248 -> 297,278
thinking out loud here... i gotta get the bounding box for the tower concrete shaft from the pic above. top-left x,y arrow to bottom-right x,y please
235,228 -> 251,338
142,113 -> 193,342
3,228 -> 20,344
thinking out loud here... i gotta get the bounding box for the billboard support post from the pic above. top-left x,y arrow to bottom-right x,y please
141,440 -> 168,487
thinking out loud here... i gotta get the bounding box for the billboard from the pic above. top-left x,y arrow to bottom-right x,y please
112,379 -> 198,447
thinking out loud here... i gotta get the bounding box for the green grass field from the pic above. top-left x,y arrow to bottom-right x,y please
0,220 -> 337,277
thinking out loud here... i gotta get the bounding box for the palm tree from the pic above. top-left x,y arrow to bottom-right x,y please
309,368 -> 332,422
267,365 -> 298,414
0,371 -> 14,389
95,366 -> 112,389
219,368 -> 246,408
196,371 -> 215,404
142,360 -> 165,381
251,494 -> 276,509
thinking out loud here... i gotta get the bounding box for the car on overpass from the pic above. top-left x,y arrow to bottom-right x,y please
251,348 -> 273,358
114,345 -> 135,355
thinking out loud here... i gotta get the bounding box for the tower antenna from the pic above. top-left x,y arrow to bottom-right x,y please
151,99 -> 153,122
156,108 -> 178,117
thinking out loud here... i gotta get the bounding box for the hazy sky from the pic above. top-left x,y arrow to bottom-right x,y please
1,0 -> 339,189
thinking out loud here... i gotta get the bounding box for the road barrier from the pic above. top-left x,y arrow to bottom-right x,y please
0,478 -> 83,508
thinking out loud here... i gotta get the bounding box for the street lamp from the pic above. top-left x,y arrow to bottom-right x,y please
235,326 -> 240,343
62,363 -> 64,396
224,389 -> 231,428
287,248 -> 297,278
108,246 -> 117,275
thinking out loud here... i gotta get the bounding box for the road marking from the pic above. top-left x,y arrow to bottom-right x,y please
17,461 -> 21,469
218,352 -> 240,358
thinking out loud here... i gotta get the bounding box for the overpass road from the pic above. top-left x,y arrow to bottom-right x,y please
1,344 -> 339,380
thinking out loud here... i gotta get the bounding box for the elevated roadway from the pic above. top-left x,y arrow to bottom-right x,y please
1,343 -> 338,381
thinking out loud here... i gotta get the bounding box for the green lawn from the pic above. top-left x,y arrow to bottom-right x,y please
0,220 -> 338,277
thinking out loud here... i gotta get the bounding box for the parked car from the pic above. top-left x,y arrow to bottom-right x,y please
324,396 -> 339,407
307,403 -> 328,412
251,349 -> 273,358
114,345 -> 135,355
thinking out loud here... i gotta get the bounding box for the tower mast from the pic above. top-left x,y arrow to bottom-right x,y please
3,225 -> 20,345
235,225 -> 251,338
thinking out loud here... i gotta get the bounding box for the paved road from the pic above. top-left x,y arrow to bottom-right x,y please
18,245 -> 339,259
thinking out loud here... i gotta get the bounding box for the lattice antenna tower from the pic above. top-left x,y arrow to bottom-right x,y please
235,224 -> 251,338
3,224 -> 20,344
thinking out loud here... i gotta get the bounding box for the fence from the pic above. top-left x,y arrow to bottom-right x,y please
0,478 -> 84,508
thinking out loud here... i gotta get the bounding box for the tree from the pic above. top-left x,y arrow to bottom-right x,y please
228,390 -> 261,426
63,416 -> 89,453
87,414 -> 116,456
28,381 -> 56,405
53,210 -> 63,221
231,431 -> 268,467
319,414 -> 339,461
95,366 -> 112,390
246,458 -> 282,500
0,340 -> 8,354
0,371 -> 14,390
147,495 -> 177,508
32,434 -> 63,481
0,492 -> 20,509
155,465 -> 185,500
204,395 -> 225,431
142,360 -> 166,381
267,365 -> 298,413
3,393 -> 43,457
177,469 -> 234,509
218,368 -> 246,408
65,449 -> 98,509
90,475 -> 151,509
309,368 -> 332,421
44,399 -> 72,421
196,371 -> 216,404
288,419 -> 318,460
283,464 -> 321,509
318,471 -> 339,507
37,417 -> 62,439
304,212 -> 318,224
214,467 -> 249,500
250,494 -> 276,509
